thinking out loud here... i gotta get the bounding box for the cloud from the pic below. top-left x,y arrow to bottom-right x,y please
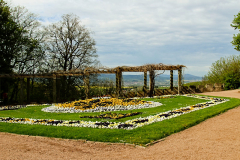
8,0 -> 240,76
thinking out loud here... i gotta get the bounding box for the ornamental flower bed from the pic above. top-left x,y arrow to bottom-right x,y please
0,105 -> 27,111
80,112 -> 142,119
0,95 -> 229,130
42,98 -> 162,113
0,104 -> 50,111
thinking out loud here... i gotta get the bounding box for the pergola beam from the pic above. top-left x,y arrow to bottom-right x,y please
0,64 -> 185,102
0,64 -> 185,78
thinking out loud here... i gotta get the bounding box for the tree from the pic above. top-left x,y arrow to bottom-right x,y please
44,14 -> 98,72
0,0 -> 22,74
9,5 -> 46,103
10,5 -> 45,74
0,1 -> 45,103
44,14 -> 99,101
204,55 -> 240,90
0,1 -> 44,74
231,12 -> 240,51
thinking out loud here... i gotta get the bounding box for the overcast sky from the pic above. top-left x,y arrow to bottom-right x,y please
8,0 -> 240,77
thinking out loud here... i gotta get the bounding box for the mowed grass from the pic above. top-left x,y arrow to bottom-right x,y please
0,95 -> 240,146
0,96 -> 208,122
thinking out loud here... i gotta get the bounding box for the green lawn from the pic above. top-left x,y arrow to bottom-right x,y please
0,95 -> 239,146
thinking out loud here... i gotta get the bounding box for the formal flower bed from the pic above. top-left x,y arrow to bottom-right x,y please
79,112 -> 142,119
0,95 -> 229,130
42,98 -> 162,113
0,104 -> 50,111
0,105 -> 27,111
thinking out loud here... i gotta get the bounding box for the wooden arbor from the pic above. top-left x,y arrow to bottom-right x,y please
54,63 -> 185,98
0,63 -> 185,103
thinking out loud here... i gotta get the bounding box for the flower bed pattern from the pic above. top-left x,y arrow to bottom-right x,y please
42,98 -> 162,113
0,95 -> 229,129
0,105 -> 27,111
0,104 -> 50,111
79,112 -> 142,119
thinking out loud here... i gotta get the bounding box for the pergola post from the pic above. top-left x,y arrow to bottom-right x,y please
0,77 -> 1,93
143,71 -> 147,96
84,74 -> 90,99
20,78 -> 24,104
149,70 -> 155,97
116,67 -> 122,98
178,68 -> 182,94
57,77 -> 60,102
116,72 -> 118,97
27,78 -> 30,103
170,70 -> 173,91
53,75 -> 57,103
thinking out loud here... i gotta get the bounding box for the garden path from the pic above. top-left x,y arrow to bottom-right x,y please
0,89 -> 240,160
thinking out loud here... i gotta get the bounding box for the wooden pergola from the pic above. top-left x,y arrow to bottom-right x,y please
0,63 -> 185,103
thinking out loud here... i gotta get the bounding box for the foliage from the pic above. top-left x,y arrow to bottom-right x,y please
0,0 -> 22,74
231,12 -> 240,51
183,80 -> 208,87
0,1 -> 46,104
0,2 -> 102,103
223,73 -> 240,90
204,55 -> 240,89
10,5 -> 45,74
184,81 -> 203,87
0,1 -> 43,75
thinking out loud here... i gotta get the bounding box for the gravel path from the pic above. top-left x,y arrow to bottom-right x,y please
0,89 -> 240,160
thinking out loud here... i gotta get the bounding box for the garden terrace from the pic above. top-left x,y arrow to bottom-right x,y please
0,63 -> 185,104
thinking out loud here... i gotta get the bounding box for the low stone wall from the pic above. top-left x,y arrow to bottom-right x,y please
205,84 -> 214,92
214,83 -> 224,92
194,83 -> 224,93
197,85 -> 205,93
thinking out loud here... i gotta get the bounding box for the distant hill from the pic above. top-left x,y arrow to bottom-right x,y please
98,73 -> 202,87
182,74 -> 203,81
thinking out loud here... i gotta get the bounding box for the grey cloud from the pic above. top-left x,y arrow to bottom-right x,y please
9,0 -> 240,76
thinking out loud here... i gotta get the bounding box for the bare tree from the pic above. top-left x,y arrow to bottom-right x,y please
44,14 -> 98,72
44,14 -> 99,101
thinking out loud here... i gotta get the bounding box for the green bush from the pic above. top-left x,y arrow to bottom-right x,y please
204,55 -> 240,90
224,73 -> 240,90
